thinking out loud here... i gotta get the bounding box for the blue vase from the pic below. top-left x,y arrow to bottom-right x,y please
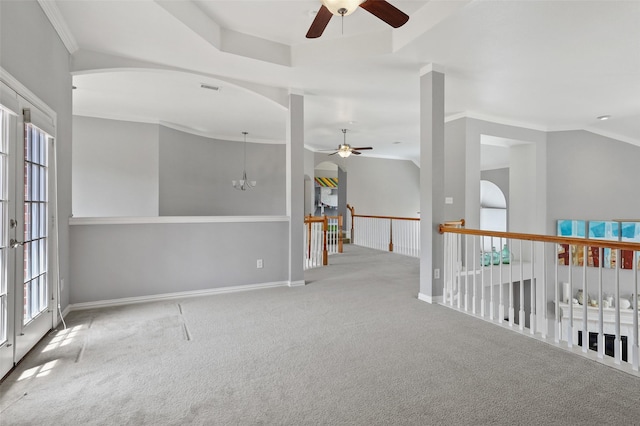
501,244 -> 510,264
491,247 -> 500,265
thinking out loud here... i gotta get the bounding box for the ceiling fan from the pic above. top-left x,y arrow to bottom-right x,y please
306,0 -> 409,39
327,129 -> 373,158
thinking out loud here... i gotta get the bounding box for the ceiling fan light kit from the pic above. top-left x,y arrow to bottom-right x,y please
321,0 -> 363,16
307,0 -> 409,38
328,129 -> 373,158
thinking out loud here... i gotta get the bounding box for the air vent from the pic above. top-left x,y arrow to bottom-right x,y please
200,83 -> 220,91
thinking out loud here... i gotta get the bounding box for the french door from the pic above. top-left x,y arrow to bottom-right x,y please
0,83 -> 54,378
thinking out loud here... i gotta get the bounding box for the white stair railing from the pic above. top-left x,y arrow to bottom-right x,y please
303,215 -> 343,270
348,206 -> 420,258
440,222 -> 640,376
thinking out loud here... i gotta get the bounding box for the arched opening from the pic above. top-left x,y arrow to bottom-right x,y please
314,161 -> 339,216
480,179 -> 507,253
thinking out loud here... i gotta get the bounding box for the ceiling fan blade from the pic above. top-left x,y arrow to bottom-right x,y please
328,151 -> 339,156
352,151 -> 362,155
359,0 -> 409,28
306,5 -> 333,38
351,147 -> 373,151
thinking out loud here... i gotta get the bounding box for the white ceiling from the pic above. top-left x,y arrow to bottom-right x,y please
47,0 -> 640,163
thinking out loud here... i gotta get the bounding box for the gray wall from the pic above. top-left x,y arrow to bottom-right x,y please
314,154 -> 420,218
547,130 -> 640,231
1,1 -> 72,310
73,116 -> 159,217
69,220 -> 289,304
159,126 -> 286,216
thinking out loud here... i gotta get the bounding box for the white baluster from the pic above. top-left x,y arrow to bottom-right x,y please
465,234 -> 469,312
598,246 -> 604,359
509,238 -> 514,327
541,242 -> 547,338
554,243 -> 560,343
614,248 -> 621,365
472,236 -> 477,315
481,241 -> 485,317
530,240 -> 536,335
499,237 -> 504,323
581,244 -> 588,352
568,251 -> 574,347
489,246 -> 495,321
519,240 -> 525,331
633,250 -> 639,371
457,233 -> 462,309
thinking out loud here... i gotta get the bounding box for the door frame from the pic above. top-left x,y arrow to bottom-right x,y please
0,69 -> 60,378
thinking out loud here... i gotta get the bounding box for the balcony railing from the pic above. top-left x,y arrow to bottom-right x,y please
347,205 -> 420,258
440,221 -> 640,375
304,215 -> 343,270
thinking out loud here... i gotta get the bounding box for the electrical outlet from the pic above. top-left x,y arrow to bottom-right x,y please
257,259 -> 263,269
434,268 -> 440,279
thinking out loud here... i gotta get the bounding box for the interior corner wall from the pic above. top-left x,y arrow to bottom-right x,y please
547,130 -> 640,233
159,126 -> 286,216
1,1 -> 73,311
304,148 -> 315,215
444,118 -> 468,223
72,116 -> 159,217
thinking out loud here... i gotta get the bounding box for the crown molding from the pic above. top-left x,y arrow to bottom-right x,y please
38,0 -> 79,54
444,111 -> 547,133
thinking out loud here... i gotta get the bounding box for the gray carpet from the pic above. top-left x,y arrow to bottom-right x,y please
1,245 -> 639,425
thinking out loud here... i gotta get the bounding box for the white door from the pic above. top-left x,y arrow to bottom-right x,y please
0,85 -> 55,378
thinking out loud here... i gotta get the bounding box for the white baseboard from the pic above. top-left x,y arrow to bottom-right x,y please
67,281 -> 290,312
288,280 -> 306,287
418,292 -> 443,304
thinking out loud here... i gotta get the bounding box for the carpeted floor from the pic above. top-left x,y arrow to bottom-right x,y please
1,245 -> 639,425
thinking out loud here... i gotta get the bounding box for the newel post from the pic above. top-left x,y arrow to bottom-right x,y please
322,215 -> 329,266
338,215 -> 344,253
347,204 -> 355,244
389,218 -> 394,252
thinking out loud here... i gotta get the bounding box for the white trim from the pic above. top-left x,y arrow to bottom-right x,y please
420,63 -> 446,75
67,281 -> 290,311
288,280 -> 306,287
0,68 -> 57,124
37,0 -> 79,54
69,215 -> 290,226
71,114 -> 284,145
444,111 -> 547,133
418,292 -> 443,304
158,120 -> 285,144
583,127 -> 640,148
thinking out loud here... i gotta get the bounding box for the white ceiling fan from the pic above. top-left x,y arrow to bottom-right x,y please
326,129 -> 373,158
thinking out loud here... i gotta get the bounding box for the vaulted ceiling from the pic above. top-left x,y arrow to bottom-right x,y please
43,0 -> 640,163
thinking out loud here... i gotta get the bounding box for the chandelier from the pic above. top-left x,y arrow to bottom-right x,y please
232,131 -> 257,191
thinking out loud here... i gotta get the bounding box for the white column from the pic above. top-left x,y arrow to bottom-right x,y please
287,91 -> 305,286
418,64 -> 445,304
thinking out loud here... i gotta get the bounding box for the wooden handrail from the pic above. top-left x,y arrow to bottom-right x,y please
304,216 -> 325,223
352,214 -> 420,221
442,219 -> 465,227
439,224 -> 640,251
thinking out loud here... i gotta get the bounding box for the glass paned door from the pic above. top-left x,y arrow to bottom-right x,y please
13,116 -> 53,363
23,123 -> 49,324
0,106 -> 17,377
0,98 -> 54,377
